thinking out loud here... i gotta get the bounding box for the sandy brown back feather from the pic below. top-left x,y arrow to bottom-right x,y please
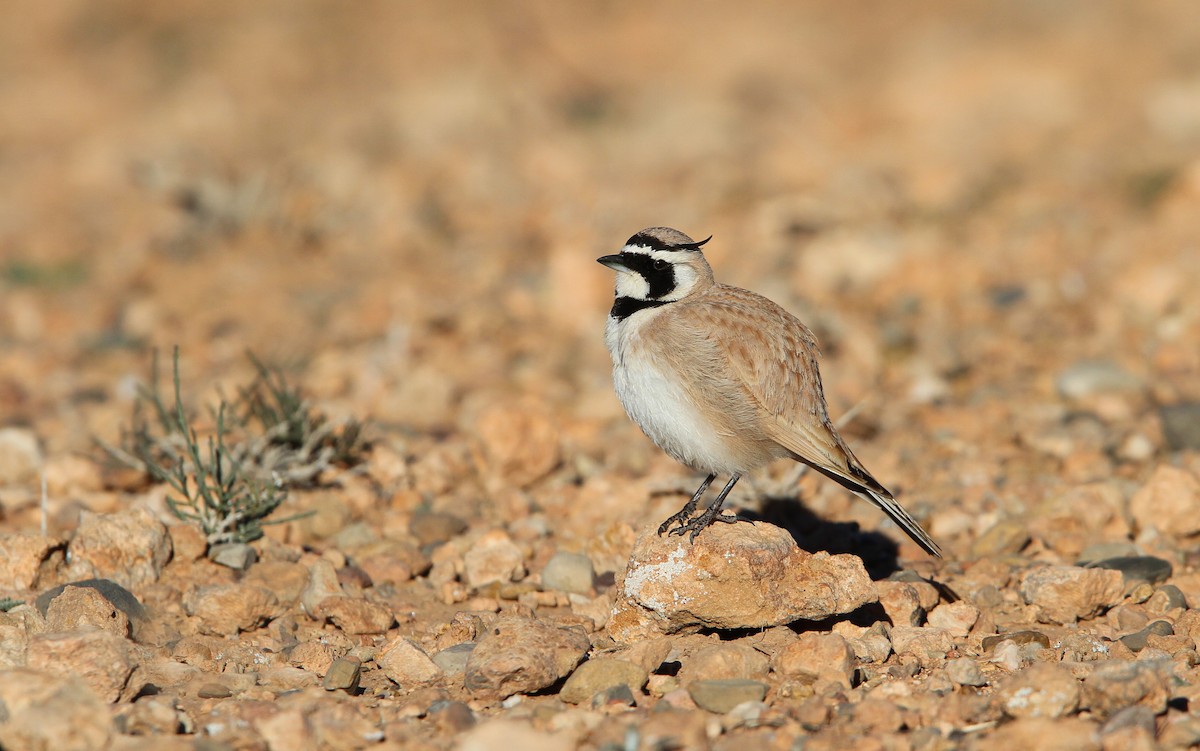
664,284 -> 943,556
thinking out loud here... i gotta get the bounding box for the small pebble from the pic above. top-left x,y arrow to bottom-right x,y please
541,551 -> 595,595
982,631 -> 1050,653
927,602 -> 979,637
1056,360 -> 1142,399
687,679 -> 768,714
997,663 -> 1080,719
464,615 -> 589,698
725,700 -> 769,729
380,638 -> 443,687
1081,659 -> 1173,717
1128,582 -> 1155,604
463,530 -> 526,589
1148,584 -> 1188,611
970,519 -> 1031,558
560,658 -> 648,705
1160,403 -> 1200,451
322,657 -> 362,692
428,700 -> 476,732
410,512 -> 468,547
1117,433 -> 1156,462
591,683 -> 636,708
208,543 -> 258,571
432,643 -> 476,676
1087,556 -> 1172,585
329,521 -> 377,551
945,657 -> 987,687
336,565 -> 373,590
971,584 -> 1003,609
1020,565 -> 1124,624
988,284 -> 1027,308
1119,620 -> 1174,652
1116,606 -> 1149,632
197,683 -> 234,699
1129,466 -> 1200,537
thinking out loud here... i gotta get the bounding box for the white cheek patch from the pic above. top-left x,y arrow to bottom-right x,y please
614,270 -> 650,299
613,246 -> 700,301
661,264 -> 697,301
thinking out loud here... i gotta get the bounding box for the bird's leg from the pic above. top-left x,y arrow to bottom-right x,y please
657,473 -> 716,536
670,473 -> 747,542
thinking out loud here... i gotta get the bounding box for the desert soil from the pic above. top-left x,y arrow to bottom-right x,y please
2,2 -> 1200,750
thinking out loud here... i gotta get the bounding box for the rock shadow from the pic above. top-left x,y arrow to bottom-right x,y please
739,496 -> 903,580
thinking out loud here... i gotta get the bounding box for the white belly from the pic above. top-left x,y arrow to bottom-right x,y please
607,317 -> 738,474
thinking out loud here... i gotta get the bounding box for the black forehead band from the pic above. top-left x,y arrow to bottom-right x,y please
624,232 -> 712,252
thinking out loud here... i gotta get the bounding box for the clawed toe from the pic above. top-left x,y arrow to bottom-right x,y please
654,473 -> 746,542
656,514 -> 688,536
664,511 -> 747,541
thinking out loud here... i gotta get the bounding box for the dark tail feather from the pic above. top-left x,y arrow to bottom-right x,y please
860,486 -> 943,558
811,464 -> 943,558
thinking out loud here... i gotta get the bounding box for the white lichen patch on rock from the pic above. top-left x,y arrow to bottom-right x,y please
621,543 -> 694,611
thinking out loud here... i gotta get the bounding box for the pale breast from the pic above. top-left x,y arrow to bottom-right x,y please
606,312 -> 751,474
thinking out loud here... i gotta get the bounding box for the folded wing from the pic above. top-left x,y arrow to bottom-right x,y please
698,287 -> 943,557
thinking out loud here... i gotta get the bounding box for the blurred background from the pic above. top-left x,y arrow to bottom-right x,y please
1,1 -> 1198,550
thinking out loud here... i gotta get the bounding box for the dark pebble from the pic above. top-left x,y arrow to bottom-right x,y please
1087,556 -> 1172,585
988,284 -> 1027,308
323,657 -> 362,692
592,683 -> 637,708
1160,403 -> 1200,451
1155,584 -> 1188,610
1119,620 -> 1174,652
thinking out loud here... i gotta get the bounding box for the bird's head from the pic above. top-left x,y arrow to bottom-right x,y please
597,227 -> 715,304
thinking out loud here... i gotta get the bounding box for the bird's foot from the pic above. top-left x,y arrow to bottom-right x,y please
656,505 -> 697,536
656,474 -> 716,535
667,510 -> 748,542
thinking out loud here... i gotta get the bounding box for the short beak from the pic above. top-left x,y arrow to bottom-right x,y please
597,254 -> 629,272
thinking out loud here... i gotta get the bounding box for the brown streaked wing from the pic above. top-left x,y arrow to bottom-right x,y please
672,285 -> 942,556
687,285 -> 870,482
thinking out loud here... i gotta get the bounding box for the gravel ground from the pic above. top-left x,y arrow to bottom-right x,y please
2,2 -> 1200,749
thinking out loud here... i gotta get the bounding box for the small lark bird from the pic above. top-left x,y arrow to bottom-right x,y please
599,227 -> 942,557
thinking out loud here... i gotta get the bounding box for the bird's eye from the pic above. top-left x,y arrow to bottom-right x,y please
652,259 -> 668,271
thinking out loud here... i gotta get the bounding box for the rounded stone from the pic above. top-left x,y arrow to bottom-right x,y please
1088,556 -> 1172,585
559,658 -> 648,704
541,552 -> 595,595
687,679 -> 768,714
